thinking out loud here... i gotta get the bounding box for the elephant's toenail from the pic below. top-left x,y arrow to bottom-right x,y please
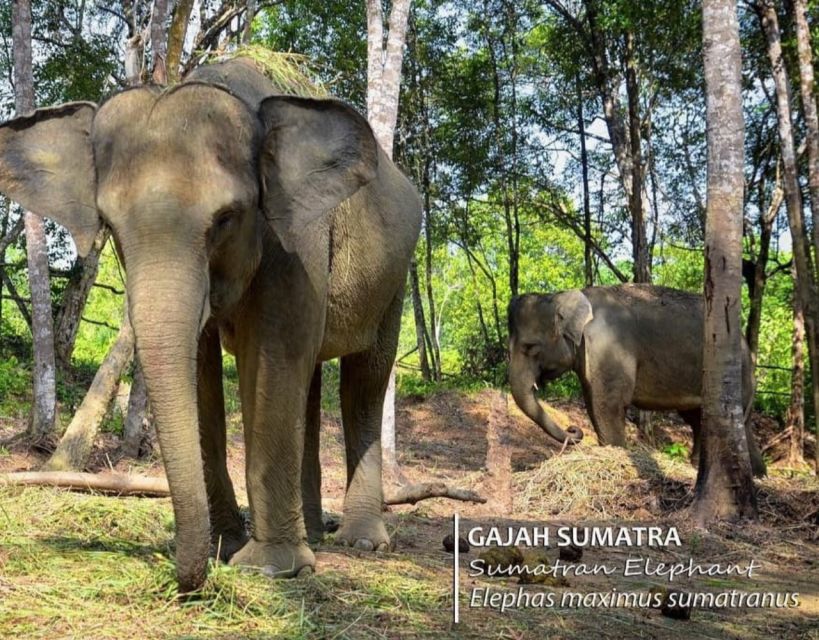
353,539 -> 375,552
297,566 -> 314,578
375,542 -> 389,552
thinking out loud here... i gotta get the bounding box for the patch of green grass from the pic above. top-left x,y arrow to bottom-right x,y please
0,487 -> 456,639
662,441 -> 689,462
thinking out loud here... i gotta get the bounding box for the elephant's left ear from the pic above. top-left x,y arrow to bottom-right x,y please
555,290 -> 593,347
258,96 -> 378,249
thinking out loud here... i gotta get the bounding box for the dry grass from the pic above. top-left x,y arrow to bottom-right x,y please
224,46 -> 328,97
514,443 -> 697,520
2,389 -> 819,639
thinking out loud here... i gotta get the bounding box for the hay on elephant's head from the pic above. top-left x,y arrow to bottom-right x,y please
513,444 -> 696,520
201,45 -> 329,97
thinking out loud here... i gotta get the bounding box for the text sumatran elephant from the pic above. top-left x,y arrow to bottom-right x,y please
507,284 -> 766,477
0,59 -> 422,591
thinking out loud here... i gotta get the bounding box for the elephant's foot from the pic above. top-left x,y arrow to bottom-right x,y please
211,529 -> 248,562
228,538 -> 316,578
335,516 -> 390,552
304,504 -> 325,545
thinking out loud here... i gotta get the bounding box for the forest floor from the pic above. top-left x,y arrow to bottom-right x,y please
1,379 -> 818,639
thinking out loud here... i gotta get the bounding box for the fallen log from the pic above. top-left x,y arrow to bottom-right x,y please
383,482 -> 486,505
0,471 -> 169,497
0,472 -> 486,505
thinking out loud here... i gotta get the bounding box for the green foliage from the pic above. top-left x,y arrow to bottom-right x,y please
71,243 -> 124,367
662,441 -> 690,462
0,355 -> 28,398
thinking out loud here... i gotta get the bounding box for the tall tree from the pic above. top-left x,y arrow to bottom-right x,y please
12,0 -> 57,441
694,0 -> 757,521
758,0 -> 819,472
366,0 -> 412,479
790,0 -> 819,470
150,0 -> 173,84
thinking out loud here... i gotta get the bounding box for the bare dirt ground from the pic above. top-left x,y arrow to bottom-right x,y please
1,389 -> 818,639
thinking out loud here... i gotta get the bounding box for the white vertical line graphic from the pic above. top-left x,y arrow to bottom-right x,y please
453,512 -> 460,624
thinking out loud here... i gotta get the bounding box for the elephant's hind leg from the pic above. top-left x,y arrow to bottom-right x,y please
302,365 -> 324,543
678,408 -> 703,469
197,319 -> 247,561
336,292 -> 403,552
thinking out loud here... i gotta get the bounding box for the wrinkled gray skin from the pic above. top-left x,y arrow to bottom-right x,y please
0,59 -> 422,591
508,284 -> 766,477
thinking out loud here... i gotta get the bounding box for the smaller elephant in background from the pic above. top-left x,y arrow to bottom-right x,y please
507,284 -> 766,477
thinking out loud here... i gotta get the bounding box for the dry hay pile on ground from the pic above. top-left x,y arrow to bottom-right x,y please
513,444 -> 696,520
513,442 -> 819,534
755,475 -> 819,534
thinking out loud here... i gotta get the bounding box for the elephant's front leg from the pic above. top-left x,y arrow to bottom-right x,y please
229,341 -> 317,577
197,319 -> 246,561
581,370 -> 632,447
336,293 -> 403,551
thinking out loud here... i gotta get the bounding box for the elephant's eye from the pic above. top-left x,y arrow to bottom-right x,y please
214,210 -> 238,231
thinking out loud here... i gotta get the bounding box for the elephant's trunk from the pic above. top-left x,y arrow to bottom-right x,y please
509,352 -> 583,445
127,253 -> 211,592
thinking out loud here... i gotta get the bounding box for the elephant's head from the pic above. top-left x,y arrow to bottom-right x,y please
0,83 -> 378,591
507,290 -> 592,445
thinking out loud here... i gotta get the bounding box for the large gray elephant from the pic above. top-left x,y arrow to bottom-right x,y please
0,58 -> 422,591
507,284 -> 766,476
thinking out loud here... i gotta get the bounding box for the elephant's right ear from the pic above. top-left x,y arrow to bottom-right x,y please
555,290 -> 593,347
0,102 -> 100,257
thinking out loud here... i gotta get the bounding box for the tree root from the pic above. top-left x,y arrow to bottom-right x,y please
0,471 -> 170,497
384,482 -> 486,505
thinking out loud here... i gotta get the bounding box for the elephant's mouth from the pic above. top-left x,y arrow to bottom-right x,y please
538,368 -> 561,384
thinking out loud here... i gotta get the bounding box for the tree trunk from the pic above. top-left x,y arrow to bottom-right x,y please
54,227 -> 111,371
13,0 -> 57,442
791,0 -> 819,473
242,0 -> 257,44
409,259 -> 431,381
792,0 -> 819,277
367,0 -> 412,480
122,358 -> 152,458
694,0 -> 757,522
366,0 -> 411,153
150,0 -> 173,84
625,30 -> 653,440
787,293 -> 806,466
423,173 -> 441,380
125,31 -> 145,86
577,78 -> 593,287
759,0 -> 819,477
167,0 -> 195,84
624,29 -> 650,284
43,305 -> 134,471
